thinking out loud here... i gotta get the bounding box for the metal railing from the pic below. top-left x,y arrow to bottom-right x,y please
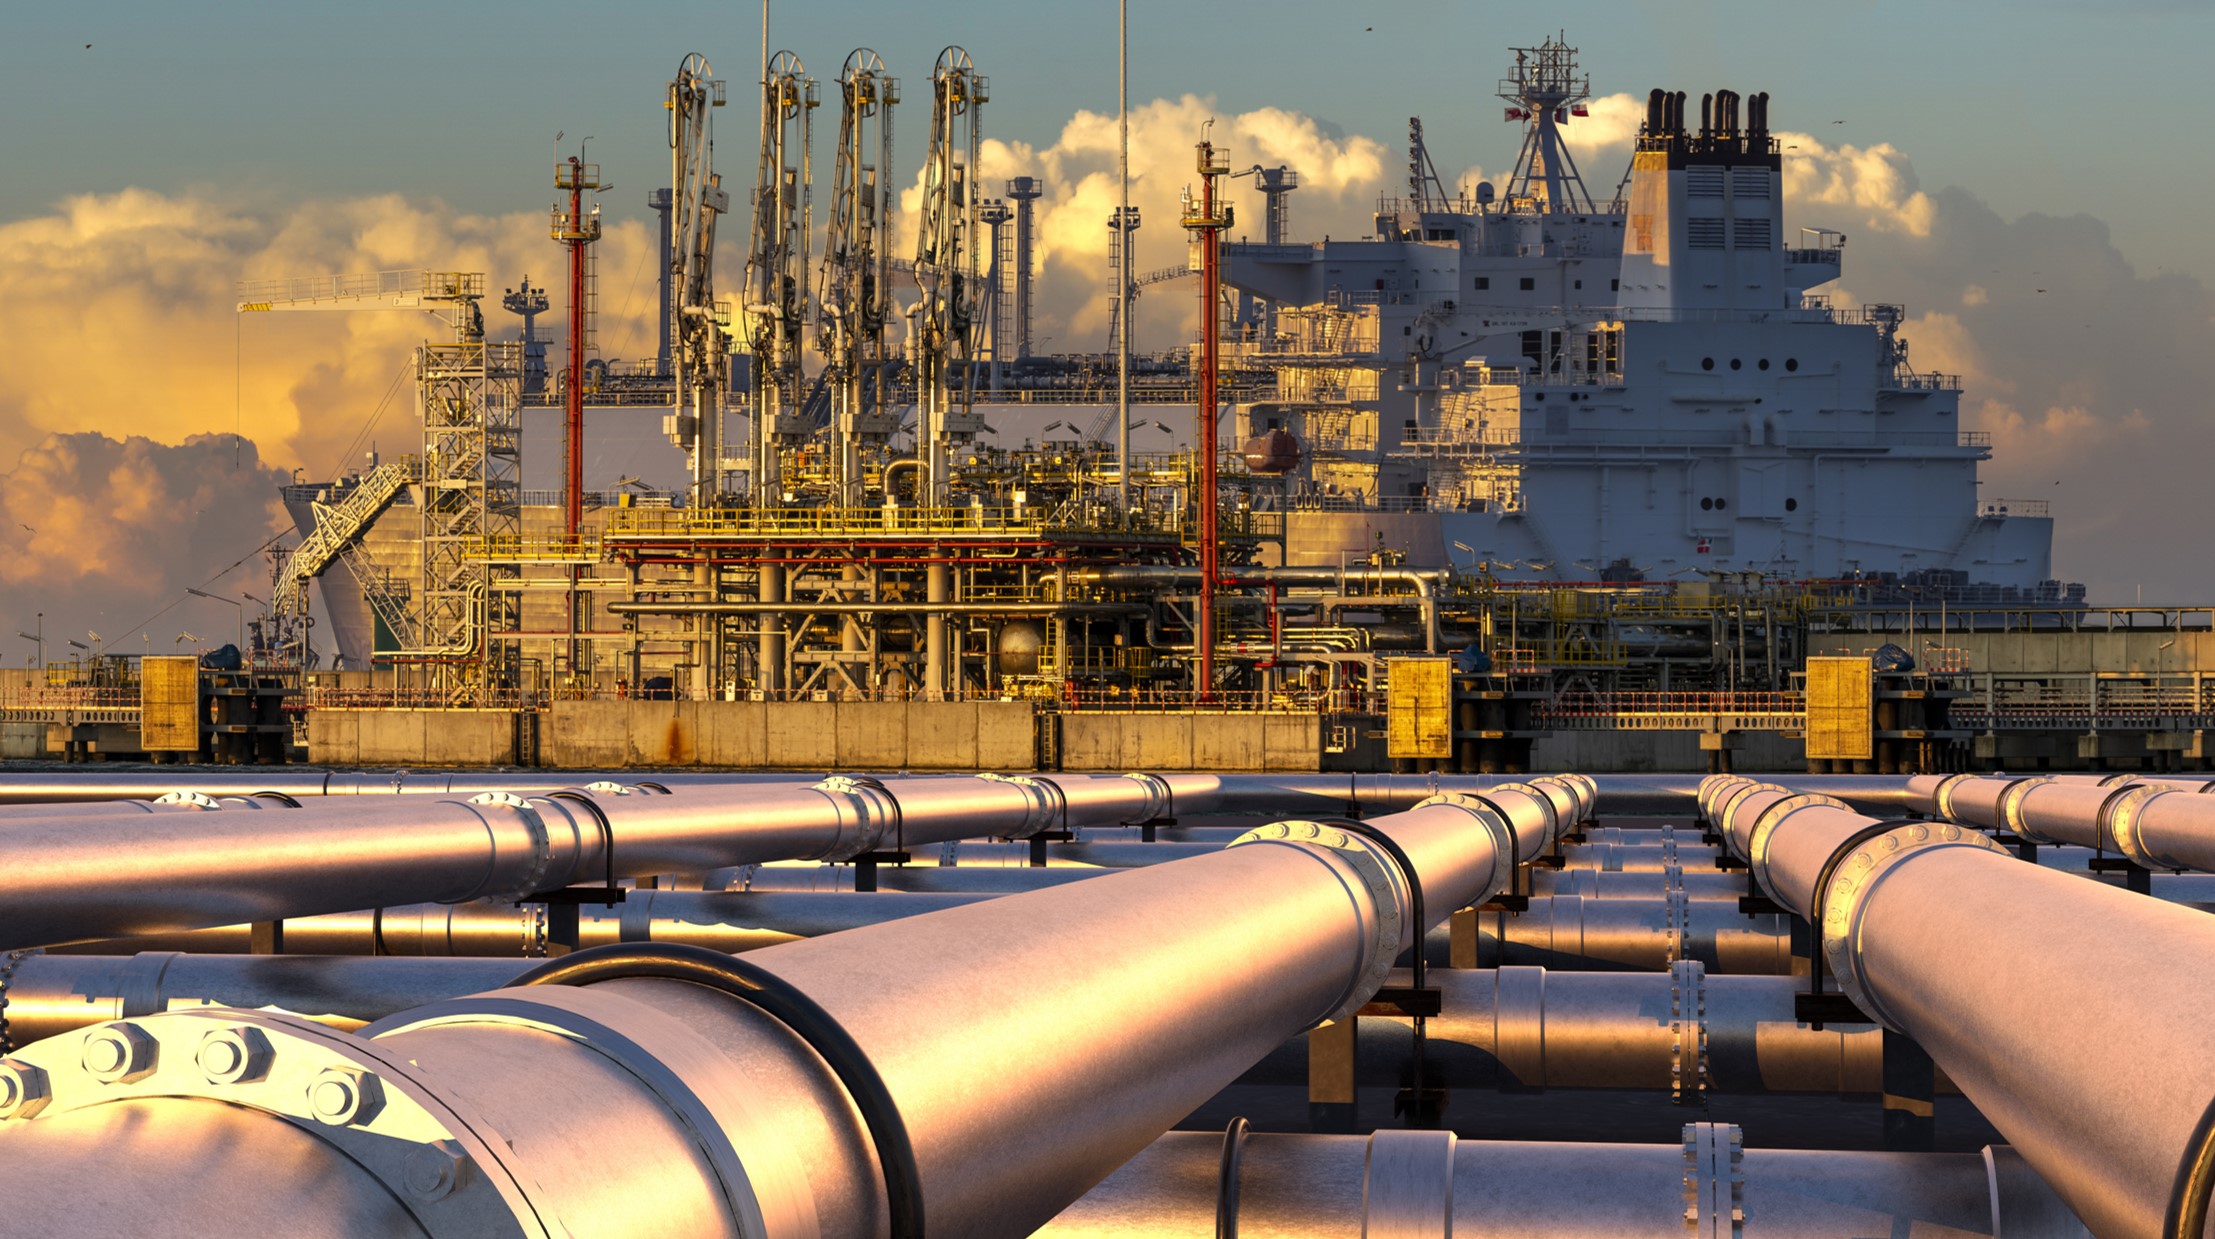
236,269 -> 483,307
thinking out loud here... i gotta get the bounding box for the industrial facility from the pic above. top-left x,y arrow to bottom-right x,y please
3,767 -> 2215,1235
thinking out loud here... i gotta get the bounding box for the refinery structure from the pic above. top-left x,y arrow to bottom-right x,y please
11,29 -> 2215,1239
238,39 -> 2070,723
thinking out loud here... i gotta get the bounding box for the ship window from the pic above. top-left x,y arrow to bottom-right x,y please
1785,358 -> 1799,371
1715,497 -> 1728,510
1519,277 -> 1535,291
1785,498 -> 1798,511
1701,497 -> 1714,511
1729,358 -> 1742,370
1574,279 -> 1583,289
1474,277 -> 1490,290
1759,358 -> 1771,371
1611,278 -> 1620,290
1701,357 -> 1715,371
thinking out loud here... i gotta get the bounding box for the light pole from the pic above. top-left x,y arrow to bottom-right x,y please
16,612 -> 40,671
187,588 -> 243,653
241,592 -> 266,663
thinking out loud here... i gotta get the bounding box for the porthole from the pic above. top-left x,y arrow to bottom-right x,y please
1729,358 -> 1743,371
1700,497 -> 1714,511
1758,358 -> 1771,371
1701,357 -> 1715,371
1715,497 -> 1728,510
1785,498 -> 1799,511
1785,358 -> 1799,372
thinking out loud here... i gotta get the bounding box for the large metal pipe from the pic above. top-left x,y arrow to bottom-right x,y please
1915,772 -> 2215,875
0,772 -> 1182,950
1468,893 -> 1797,973
1039,1128 -> 2085,1237
1701,774 -> 2215,1238
0,794 -> 1523,1237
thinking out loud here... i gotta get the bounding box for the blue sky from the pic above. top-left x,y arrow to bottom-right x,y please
3,0 -> 2208,283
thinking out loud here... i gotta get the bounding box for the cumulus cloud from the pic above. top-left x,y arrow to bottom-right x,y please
903,95 -> 1390,352
0,433 -> 289,652
1559,91 -> 1647,154
1776,133 -> 1936,237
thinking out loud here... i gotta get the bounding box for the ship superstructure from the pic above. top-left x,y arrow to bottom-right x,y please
1225,38 -> 2055,593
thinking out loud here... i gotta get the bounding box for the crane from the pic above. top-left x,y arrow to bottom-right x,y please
818,49 -> 900,508
912,46 -> 988,506
663,53 -> 730,507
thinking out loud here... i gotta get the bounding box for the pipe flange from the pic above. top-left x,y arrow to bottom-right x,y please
581,781 -> 637,797
1228,822 -> 1407,1024
1714,782 -> 1789,850
1819,823 -> 2008,1032
1489,783 -> 1559,846
0,948 -> 40,1056
975,773 -> 1066,840
370,985 -> 821,1239
1697,775 -> 1753,821
1744,794 -> 1851,905
0,1009 -> 542,1236
1681,1122 -> 1745,1238
1930,772 -> 1982,823
1411,793 -> 1516,899
469,792 -> 555,899
152,790 -> 223,810
1994,776 -> 2054,840
2107,784 -> 2182,870
1117,772 -> 1173,824
1669,960 -> 1709,1107
811,776 -> 903,861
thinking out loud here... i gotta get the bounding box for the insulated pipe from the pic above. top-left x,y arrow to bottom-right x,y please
0,773 -> 1185,950
0,794 -> 1523,1238
1039,1129 -> 2084,1238
1697,779 -> 2215,1238
0,770 -> 807,805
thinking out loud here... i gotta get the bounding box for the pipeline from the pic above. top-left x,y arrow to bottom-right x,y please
1701,773 -> 2215,1238
0,771 -> 1186,950
1914,772 -> 2215,874
1040,1127 -> 2083,1237
0,793 -> 1524,1237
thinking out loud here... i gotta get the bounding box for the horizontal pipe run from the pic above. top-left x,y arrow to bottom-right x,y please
0,794 -> 1523,1237
1694,776 -> 2215,1238
0,773 -> 1190,951
1038,1129 -> 2084,1237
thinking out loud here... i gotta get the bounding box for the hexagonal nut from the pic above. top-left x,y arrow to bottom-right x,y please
197,1026 -> 274,1085
402,1140 -> 471,1202
307,1066 -> 385,1127
0,1058 -> 52,1119
82,1022 -> 159,1085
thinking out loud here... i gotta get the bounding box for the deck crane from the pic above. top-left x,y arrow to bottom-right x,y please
663,53 -> 730,506
912,46 -> 988,506
239,270 -> 521,692
818,49 -> 899,508
742,51 -> 818,507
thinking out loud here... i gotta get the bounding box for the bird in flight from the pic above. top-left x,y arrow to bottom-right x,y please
17,524 -> 31,535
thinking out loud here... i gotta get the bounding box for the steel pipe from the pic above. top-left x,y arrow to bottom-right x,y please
1465,893 -> 1797,973
1914,773 -> 2215,875
1038,1128 -> 2085,1237
0,773 -> 1195,950
31,890 -> 999,965
1695,775 -> 2215,1238
0,794 -> 1524,1237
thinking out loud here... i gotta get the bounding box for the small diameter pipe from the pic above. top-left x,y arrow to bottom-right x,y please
1702,776 -> 2215,1239
0,793 -> 1527,1238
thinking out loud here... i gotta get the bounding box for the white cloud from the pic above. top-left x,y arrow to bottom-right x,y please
1777,133 -> 1936,237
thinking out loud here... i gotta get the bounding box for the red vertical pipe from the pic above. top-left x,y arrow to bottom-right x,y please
563,158 -> 587,540
1195,143 -> 1222,704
